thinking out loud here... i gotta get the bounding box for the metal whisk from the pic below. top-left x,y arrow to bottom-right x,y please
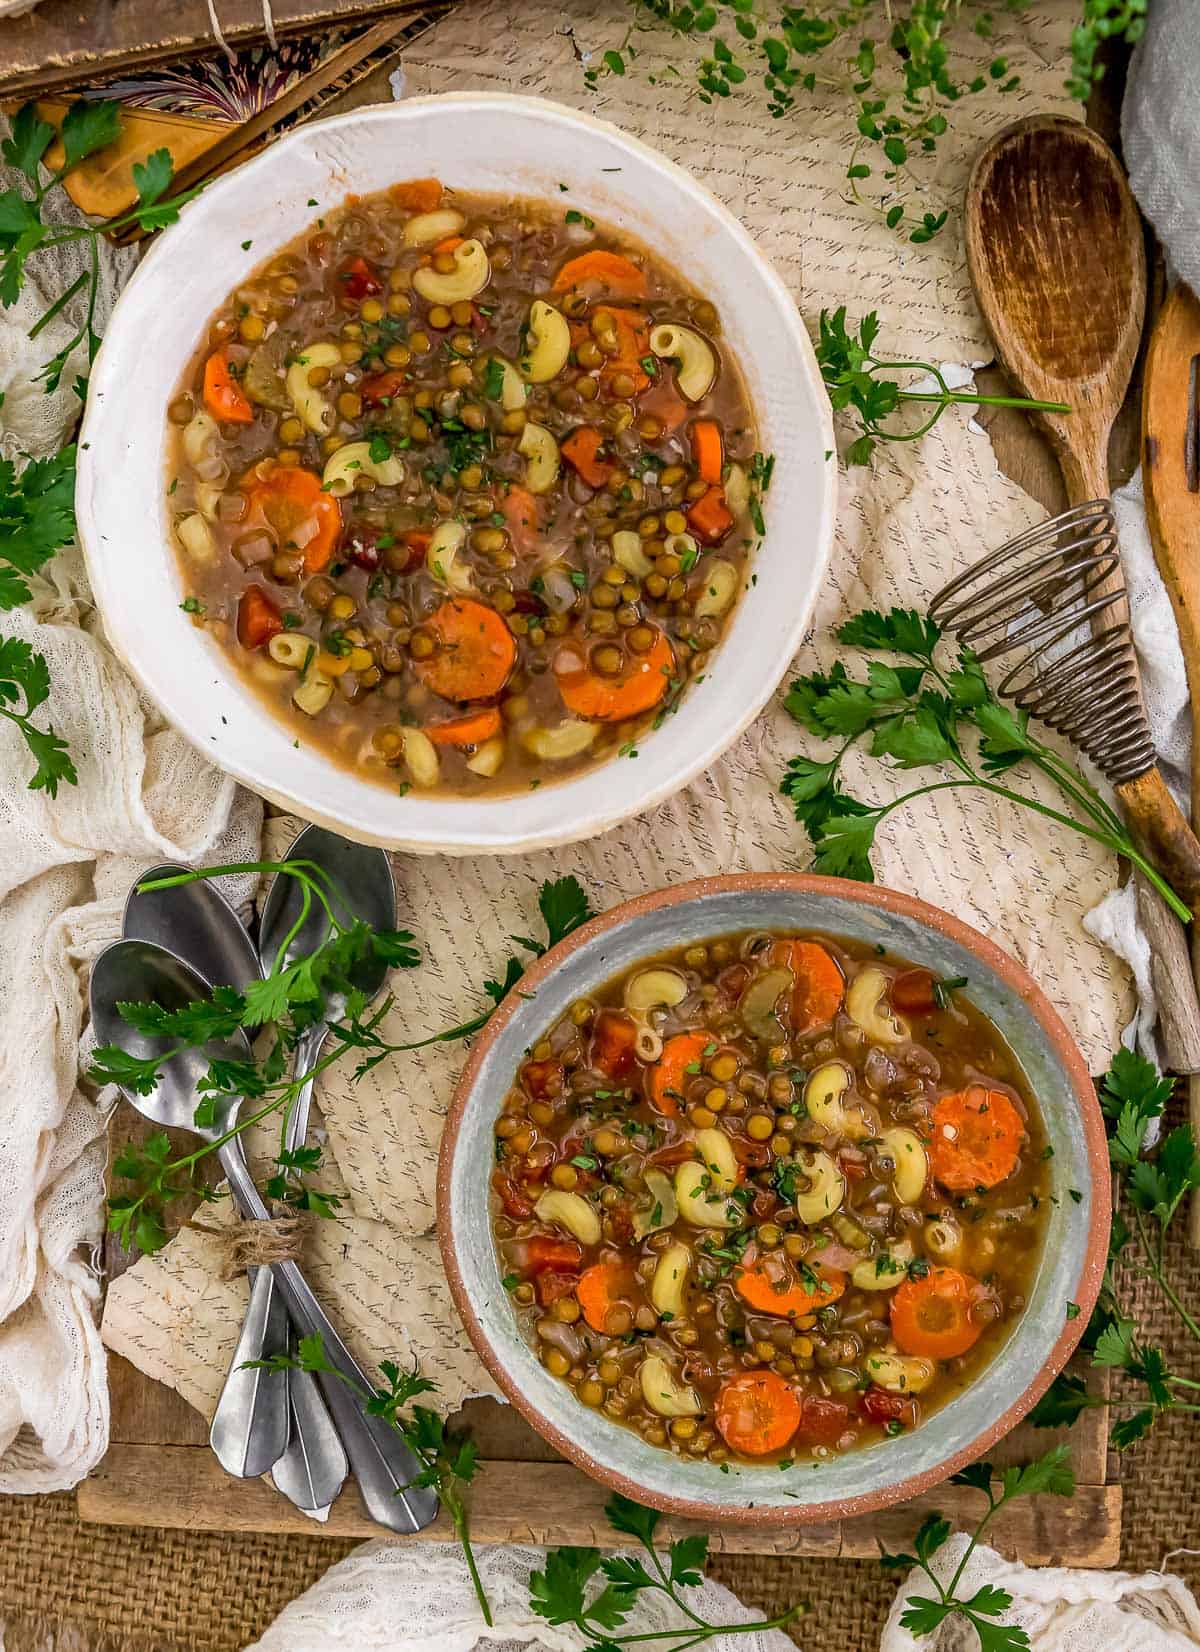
929,499 -> 1157,787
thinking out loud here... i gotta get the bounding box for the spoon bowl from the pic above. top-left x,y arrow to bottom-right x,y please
90,938 -> 249,1140
260,824 -> 397,998
124,863 -> 261,994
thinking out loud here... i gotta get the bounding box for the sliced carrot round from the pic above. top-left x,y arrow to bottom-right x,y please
734,1256 -> 845,1319
647,1030 -> 710,1117
890,1266 -> 984,1360
715,1370 -> 801,1457
576,1260 -> 638,1333
242,465 -> 341,574
425,707 -> 502,747
930,1086 -> 1024,1192
203,346 -> 253,424
555,629 -> 674,722
552,250 -> 647,300
771,940 -> 845,1032
417,599 -> 516,702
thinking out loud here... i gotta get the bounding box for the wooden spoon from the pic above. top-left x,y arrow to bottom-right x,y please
966,114 -> 1200,1071
1143,282 -> 1200,1239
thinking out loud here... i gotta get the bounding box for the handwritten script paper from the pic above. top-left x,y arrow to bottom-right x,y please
103,0 -> 1131,1414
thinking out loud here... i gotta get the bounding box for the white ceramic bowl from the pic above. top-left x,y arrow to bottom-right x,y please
77,94 -> 835,853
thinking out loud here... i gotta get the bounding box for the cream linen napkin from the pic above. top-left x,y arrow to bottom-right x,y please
0,163 -> 265,1492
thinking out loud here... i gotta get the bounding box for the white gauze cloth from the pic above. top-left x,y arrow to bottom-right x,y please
1081,465 -> 1194,1059
1124,0 -> 1200,299
0,158 -> 264,1492
880,1536 -> 1200,1652
244,1540 -> 796,1652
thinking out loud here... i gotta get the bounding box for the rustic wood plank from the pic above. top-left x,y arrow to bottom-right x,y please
108,1351 -> 209,1449
78,1445 -> 1121,1566
0,0 -> 435,99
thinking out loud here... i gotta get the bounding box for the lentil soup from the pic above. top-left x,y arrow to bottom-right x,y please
490,931 -> 1050,1468
167,180 -> 764,796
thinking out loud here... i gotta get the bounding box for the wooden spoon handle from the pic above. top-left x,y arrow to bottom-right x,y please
1117,768 -> 1200,914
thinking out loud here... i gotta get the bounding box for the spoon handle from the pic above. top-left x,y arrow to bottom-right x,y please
208,1264 -> 292,1478
270,1332 -> 349,1512
216,1143 -> 438,1533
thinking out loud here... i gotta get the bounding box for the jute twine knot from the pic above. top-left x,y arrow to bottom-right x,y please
189,1207 -> 309,1278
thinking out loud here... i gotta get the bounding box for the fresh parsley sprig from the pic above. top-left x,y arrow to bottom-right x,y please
93,866 -> 595,1253
779,606 -> 1191,923
584,3 -> 1145,244
0,445 -> 79,794
530,1492 -> 806,1650
249,1337 -> 491,1622
881,1446 -> 1074,1651
1031,1049 -> 1200,1448
0,634 -> 76,796
816,309 -> 1070,467
1,101 -> 203,390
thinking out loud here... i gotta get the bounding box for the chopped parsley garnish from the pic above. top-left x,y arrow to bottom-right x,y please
931,974 -> 969,1010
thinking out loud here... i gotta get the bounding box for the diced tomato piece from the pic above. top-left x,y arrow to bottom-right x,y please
491,1169 -> 533,1220
561,426 -> 615,489
647,1139 -> 697,1169
361,369 -> 408,407
794,1396 -> 853,1447
717,964 -> 751,1003
592,1010 -> 637,1080
732,1138 -> 770,1171
339,255 -> 383,303
525,1236 -> 584,1274
891,968 -> 938,1016
236,586 -> 282,650
860,1386 -> 917,1428
511,590 -> 548,616
536,1269 -> 581,1306
343,530 -> 383,571
838,1148 -> 869,1181
522,1058 -> 564,1101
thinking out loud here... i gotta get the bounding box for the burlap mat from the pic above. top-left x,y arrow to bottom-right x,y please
1,1165 -> 1196,1651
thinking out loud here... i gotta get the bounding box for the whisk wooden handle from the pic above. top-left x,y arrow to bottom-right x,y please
1116,769 -> 1200,915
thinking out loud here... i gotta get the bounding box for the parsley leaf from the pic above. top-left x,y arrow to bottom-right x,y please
1,104 -> 54,182
817,308 -> 1069,467
0,634 -> 76,795
60,100 -> 122,172
0,447 -> 77,607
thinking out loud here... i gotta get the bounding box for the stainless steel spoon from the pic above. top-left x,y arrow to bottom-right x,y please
258,827 -> 398,1179
123,865 -> 347,1511
91,939 -> 438,1534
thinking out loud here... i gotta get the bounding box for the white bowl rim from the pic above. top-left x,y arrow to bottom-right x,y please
75,91 -> 837,854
